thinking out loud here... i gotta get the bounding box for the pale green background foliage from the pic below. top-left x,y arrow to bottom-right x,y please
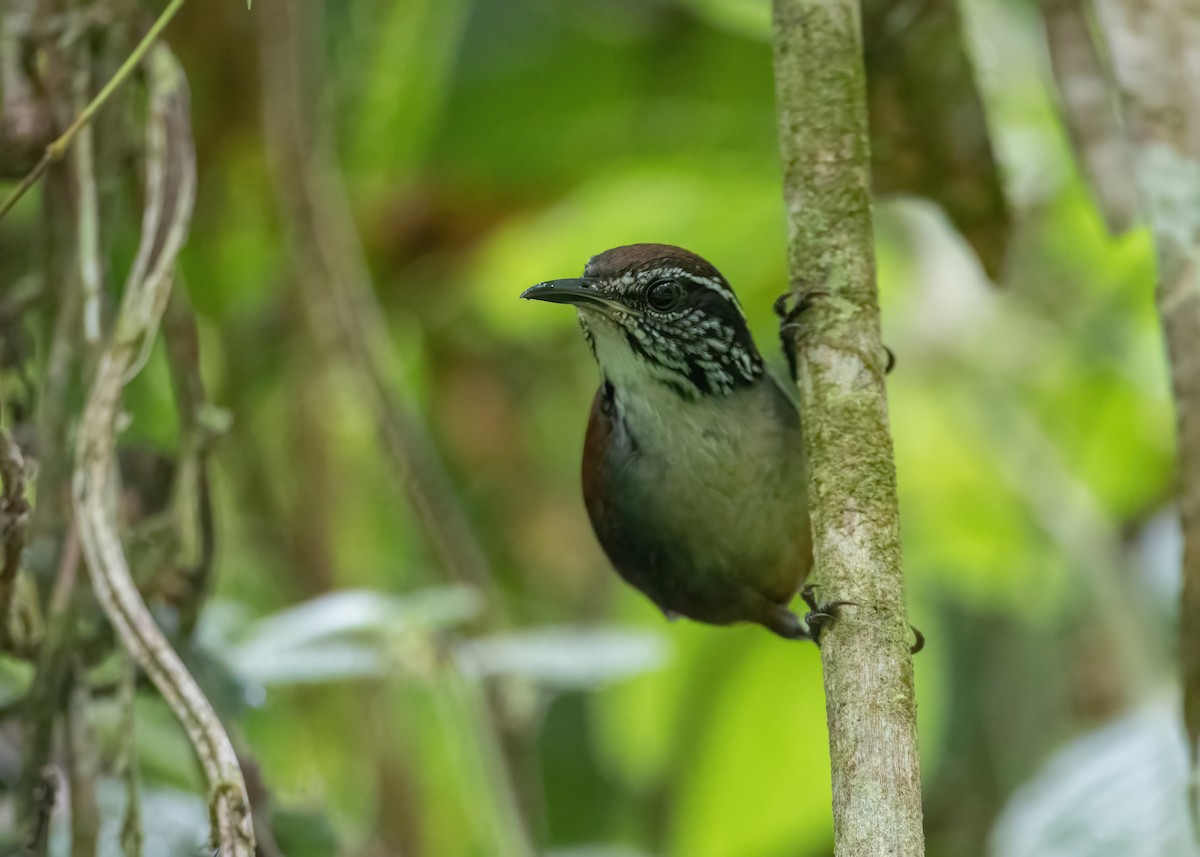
0,0 -> 1180,854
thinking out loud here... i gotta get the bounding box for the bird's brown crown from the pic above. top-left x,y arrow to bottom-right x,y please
584,244 -> 724,283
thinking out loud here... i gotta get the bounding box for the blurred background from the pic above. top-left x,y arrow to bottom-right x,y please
0,0 -> 1190,855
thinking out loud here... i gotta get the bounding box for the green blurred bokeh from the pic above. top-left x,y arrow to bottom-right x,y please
0,0 -> 1181,855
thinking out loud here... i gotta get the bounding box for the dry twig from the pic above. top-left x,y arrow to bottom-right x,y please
71,45 -> 254,856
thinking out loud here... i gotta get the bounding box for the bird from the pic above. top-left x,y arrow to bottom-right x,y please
521,243 -> 842,641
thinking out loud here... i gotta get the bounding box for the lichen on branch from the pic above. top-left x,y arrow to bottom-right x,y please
771,1 -> 925,854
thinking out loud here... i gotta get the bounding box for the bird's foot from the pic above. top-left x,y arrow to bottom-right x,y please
773,289 -> 826,383
773,291 -> 896,378
773,288 -> 828,340
801,584 -> 926,653
800,583 -> 855,646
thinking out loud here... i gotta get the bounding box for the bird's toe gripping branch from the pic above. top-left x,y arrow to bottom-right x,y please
797,584 -> 924,653
773,290 -> 896,379
800,583 -> 855,646
773,289 -> 828,382
758,585 -> 856,643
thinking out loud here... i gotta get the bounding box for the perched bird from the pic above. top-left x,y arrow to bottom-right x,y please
522,244 -> 839,640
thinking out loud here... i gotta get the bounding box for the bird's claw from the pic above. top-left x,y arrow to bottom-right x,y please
909,625 -> 925,655
800,583 -> 855,646
774,291 -> 896,378
775,290 -> 828,382
799,584 -> 924,652
773,289 -> 829,324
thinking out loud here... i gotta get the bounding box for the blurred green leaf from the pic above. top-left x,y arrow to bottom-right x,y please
4,0 -> 1179,852
547,847 -> 654,857
668,635 -> 831,856
271,806 -> 341,857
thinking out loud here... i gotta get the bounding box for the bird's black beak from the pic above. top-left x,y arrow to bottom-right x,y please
520,278 -> 624,315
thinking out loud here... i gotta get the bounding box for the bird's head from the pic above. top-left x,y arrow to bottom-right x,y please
522,244 -> 764,399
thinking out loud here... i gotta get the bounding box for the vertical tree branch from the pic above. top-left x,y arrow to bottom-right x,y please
771,2 -> 925,855
116,657 -> 144,857
1085,0 -> 1200,826
71,49 -> 103,348
161,286 -> 219,639
23,524 -> 78,853
1039,0 -> 1139,234
66,662 -> 100,857
0,428 -> 30,635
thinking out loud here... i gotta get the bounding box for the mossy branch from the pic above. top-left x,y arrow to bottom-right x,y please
771,1 -> 925,854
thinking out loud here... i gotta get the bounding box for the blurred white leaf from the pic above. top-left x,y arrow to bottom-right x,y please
231,640 -> 388,685
218,594 -> 668,691
456,627 -> 669,689
990,698 -> 1199,857
1132,507 -> 1184,607
223,586 -> 482,686
234,586 -> 481,653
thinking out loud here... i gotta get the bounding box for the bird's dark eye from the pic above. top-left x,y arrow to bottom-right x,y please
647,279 -> 684,311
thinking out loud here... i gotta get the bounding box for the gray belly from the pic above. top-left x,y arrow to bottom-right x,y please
601,376 -> 812,621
